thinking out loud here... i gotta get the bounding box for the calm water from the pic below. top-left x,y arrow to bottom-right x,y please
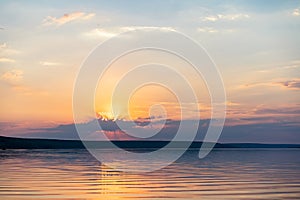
0,149 -> 300,199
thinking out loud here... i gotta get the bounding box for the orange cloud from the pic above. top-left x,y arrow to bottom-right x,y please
43,12 -> 95,26
0,69 -> 23,83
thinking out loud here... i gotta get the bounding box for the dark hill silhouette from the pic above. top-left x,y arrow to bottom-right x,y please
1,135 -> 300,150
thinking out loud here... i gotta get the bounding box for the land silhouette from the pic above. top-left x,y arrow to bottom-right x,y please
1,135 -> 299,150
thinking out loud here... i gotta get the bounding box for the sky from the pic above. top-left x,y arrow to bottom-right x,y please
0,0 -> 300,143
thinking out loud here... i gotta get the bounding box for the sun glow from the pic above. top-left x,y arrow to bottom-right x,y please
96,111 -> 117,121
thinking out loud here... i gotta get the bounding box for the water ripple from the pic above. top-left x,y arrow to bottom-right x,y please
0,149 -> 299,199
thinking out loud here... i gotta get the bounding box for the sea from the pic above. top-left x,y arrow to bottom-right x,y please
0,149 -> 300,199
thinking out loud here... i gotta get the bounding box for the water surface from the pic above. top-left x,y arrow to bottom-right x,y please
0,149 -> 299,199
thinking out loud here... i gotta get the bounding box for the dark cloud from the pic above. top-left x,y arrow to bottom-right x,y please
279,79 -> 300,90
3,117 -> 297,144
220,122 -> 300,143
254,108 -> 300,115
15,118 -> 208,141
25,123 -> 80,140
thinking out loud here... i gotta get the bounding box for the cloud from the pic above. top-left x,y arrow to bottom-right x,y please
220,122 -> 300,143
7,116 -> 300,144
238,82 -> 273,89
0,43 -> 20,55
84,28 -> 117,38
197,27 -> 235,34
238,79 -> 300,90
0,57 -> 15,63
0,69 -> 23,83
279,79 -> 300,90
10,85 -> 49,96
0,121 -> 42,136
84,26 -> 176,39
39,61 -> 61,66
43,12 -> 95,26
226,101 -> 241,106
255,60 -> 300,74
292,8 -> 300,16
0,69 -> 47,96
197,27 -> 218,33
225,103 -> 300,127
0,43 -> 7,49
202,13 -> 250,22
120,26 -> 176,32
283,65 -> 300,69
253,107 -> 300,115
19,118 -> 207,141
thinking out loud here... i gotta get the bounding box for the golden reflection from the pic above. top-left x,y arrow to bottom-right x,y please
93,164 -> 146,200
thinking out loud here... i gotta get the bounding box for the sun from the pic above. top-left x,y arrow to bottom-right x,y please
96,111 -> 117,121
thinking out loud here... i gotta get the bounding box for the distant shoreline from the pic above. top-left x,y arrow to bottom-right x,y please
1,135 -> 300,150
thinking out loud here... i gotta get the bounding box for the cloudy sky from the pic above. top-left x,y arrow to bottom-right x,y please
0,0 -> 300,143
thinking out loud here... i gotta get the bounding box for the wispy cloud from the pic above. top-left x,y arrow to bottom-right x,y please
292,8 -> 300,16
0,43 -> 20,55
253,105 -> 300,115
39,61 -> 61,66
239,82 -> 275,89
197,27 -> 235,34
226,101 -> 241,106
255,60 -> 300,74
120,26 -> 176,32
0,43 -> 7,49
43,12 -> 95,26
239,79 -> 300,90
0,57 -> 15,63
84,28 -> 117,38
0,69 -> 48,96
197,27 -> 218,33
11,85 -> 33,96
84,26 -> 176,39
0,69 -> 23,83
225,102 -> 300,127
201,13 -> 250,22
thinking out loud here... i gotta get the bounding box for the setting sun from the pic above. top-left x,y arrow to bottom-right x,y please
96,111 -> 118,121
